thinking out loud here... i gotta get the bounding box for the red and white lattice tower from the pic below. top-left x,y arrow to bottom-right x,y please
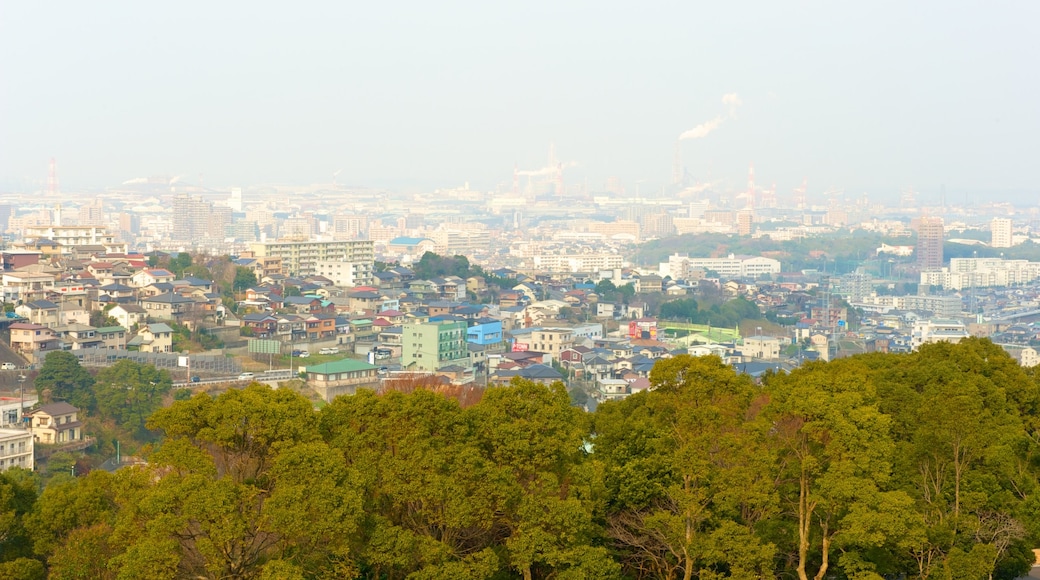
47,158 -> 59,197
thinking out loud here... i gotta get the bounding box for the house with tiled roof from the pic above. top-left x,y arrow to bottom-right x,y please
9,323 -> 60,356
128,323 -> 174,353
28,402 -> 83,445
490,363 -> 563,386
141,292 -> 196,322
132,268 -> 176,288
109,304 -> 147,331
15,300 -> 60,328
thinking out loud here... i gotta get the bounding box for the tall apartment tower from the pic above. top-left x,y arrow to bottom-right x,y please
916,216 -> 945,271
172,194 -> 215,242
77,199 -> 104,226
991,218 -> 1013,248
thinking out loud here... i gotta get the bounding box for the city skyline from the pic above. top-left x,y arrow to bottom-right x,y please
2,2 -> 1039,200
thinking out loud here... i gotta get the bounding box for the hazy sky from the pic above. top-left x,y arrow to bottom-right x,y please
2,1 -> 1038,200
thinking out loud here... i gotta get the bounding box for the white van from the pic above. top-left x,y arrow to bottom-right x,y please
237,372 -> 255,381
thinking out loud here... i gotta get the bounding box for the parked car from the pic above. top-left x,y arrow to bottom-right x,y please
0,363 -> 16,370
291,349 -> 303,357
318,347 -> 340,355
237,372 -> 255,380
298,351 -> 310,358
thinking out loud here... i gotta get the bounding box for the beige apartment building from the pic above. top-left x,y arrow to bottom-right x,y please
249,239 -> 374,281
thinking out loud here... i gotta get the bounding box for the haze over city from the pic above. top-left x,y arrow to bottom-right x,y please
3,1 -> 1039,201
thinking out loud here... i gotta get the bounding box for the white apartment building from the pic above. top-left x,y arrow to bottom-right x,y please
742,335 -> 782,360
911,319 -> 970,351
661,253 -> 781,279
0,429 -> 33,472
530,253 -> 624,273
23,225 -> 127,254
314,260 -> 373,288
852,294 -> 963,318
249,239 -> 375,280
991,218 -> 1013,249
921,258 -> 1040,290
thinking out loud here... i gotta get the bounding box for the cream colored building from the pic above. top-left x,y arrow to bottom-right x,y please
742,335 -> 782,360
22,225 -> 127,255
28,402 -> 82,445
0,429 -> 33,472
249,239 -> 374,279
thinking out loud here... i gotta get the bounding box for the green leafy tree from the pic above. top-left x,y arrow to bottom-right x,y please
765,358 -> 918,580
233,266 -> 257,292
168,252 -> 193,276
595,355 -> 777,579
471,379 -> 621,580
93,360 -> 172,436
34,351 -> 95,411
321,388 -> 507,577
412,252 -> 471,279
0,469 -> 38,565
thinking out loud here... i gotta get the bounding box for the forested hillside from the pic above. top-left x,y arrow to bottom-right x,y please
1,338 -> 1039,579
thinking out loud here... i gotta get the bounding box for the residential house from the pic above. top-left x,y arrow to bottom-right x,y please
131,268 -> 176,288
509,326 -> 575,360
9,323 -> 60,356
467,318 -> 504,347
28,402 -> 83,445
305,313 -> 337,340
53,323 -> 104,350
490,363 -> 563,386
2,270 -> 56,303
15,300 -> 60,328
96,326 -> 128,349
109,304 -> 147,331
140,292 -> 196,322
97,283 -> 135,302
241,313 -> 278,338
283,295 -> 326,315
128,323 -> 174,353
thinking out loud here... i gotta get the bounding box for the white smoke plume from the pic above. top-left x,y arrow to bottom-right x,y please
679,93 -> 742,140
722,92 -> 742,115
517,160 -> 577,176
122,177 -> 148,185
678,116 -> 725,140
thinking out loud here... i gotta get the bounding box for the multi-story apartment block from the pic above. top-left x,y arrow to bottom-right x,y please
249,240 -> 375,279
529,253 -> 624,273
0,429 -> 33,472
314,260 -> 373,288
661,253 -> 781,279
915,216 -> 945,271
172,194 -> 230,243
21,225 -> 127,255
991,217 -> 1013,248
402,320 -> 469,372
510,327 -> 575,359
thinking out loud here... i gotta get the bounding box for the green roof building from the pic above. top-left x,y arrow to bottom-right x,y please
304,358 -> 380,402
